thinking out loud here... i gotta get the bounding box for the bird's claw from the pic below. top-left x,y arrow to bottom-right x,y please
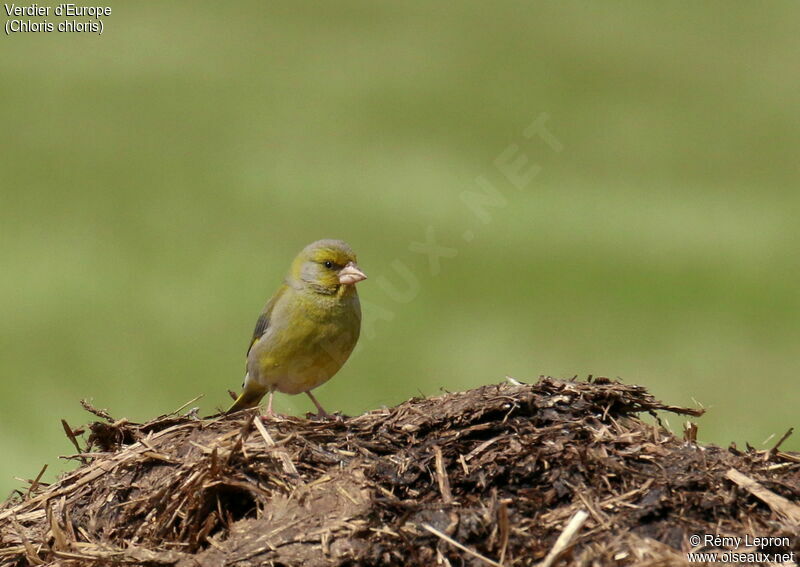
307,411 -> 343,422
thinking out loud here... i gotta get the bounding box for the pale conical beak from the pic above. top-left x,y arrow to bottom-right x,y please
338,261 -> 367,285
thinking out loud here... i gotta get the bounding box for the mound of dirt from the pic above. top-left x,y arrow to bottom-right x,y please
1,377 -> 798,566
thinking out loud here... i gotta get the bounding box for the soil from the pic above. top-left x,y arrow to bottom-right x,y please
1,377 -> 798,566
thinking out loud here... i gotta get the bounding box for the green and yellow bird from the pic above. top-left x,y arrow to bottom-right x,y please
228,239 -> 366,417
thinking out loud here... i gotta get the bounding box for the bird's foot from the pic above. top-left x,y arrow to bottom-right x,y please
306,410 -> 344,422
305,391 -> 338,421
259,391 -> 281,420
260,410 -> 288,421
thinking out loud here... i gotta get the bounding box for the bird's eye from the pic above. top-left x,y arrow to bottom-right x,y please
324,261 -> 333,269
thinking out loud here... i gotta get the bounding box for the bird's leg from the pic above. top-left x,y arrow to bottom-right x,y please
261,390 -> 276,420
305,390 -> 330,419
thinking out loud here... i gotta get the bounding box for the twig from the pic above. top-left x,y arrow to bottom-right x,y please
422,523 -> 504,567
537,509 -> 589,567
770,428 -> 793,454
683,421 -> 698,443
25,464 -> 48,499
458,454 -> 470,476
253,416 -> 298,475
660,403 -> 704,417
775,451 -> 800,464
47,503 -> 68,551
61,420 -> 87,464
465,436 -> 504,461
79,399 -> 114,422
10,514 -> 44,565
576,492 -> 610,529
172,394 -> 204,415
433,446 -> 453,504
725,468 -> 800,525
497,502 -> 510,565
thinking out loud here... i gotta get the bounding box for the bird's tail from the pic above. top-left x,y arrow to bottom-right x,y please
227,384 -> 268,414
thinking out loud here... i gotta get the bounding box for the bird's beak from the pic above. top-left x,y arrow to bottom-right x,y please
338,262 -> 367,285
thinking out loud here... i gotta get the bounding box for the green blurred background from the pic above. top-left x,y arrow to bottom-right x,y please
2,2 -> 798,498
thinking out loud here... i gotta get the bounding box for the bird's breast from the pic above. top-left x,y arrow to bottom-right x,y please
246,288 -> 361,394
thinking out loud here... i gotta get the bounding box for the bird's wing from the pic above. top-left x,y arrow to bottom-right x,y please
247,284 -> 288,356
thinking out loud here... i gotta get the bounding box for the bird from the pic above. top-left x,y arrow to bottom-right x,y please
227,239 -> 366,417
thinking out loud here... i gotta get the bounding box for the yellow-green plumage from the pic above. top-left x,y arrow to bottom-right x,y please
228,239 -> 365,416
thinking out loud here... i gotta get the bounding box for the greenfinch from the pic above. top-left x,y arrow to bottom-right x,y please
228,239 -> 366,417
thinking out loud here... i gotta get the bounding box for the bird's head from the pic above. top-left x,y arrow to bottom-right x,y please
288,239 -> 367,294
